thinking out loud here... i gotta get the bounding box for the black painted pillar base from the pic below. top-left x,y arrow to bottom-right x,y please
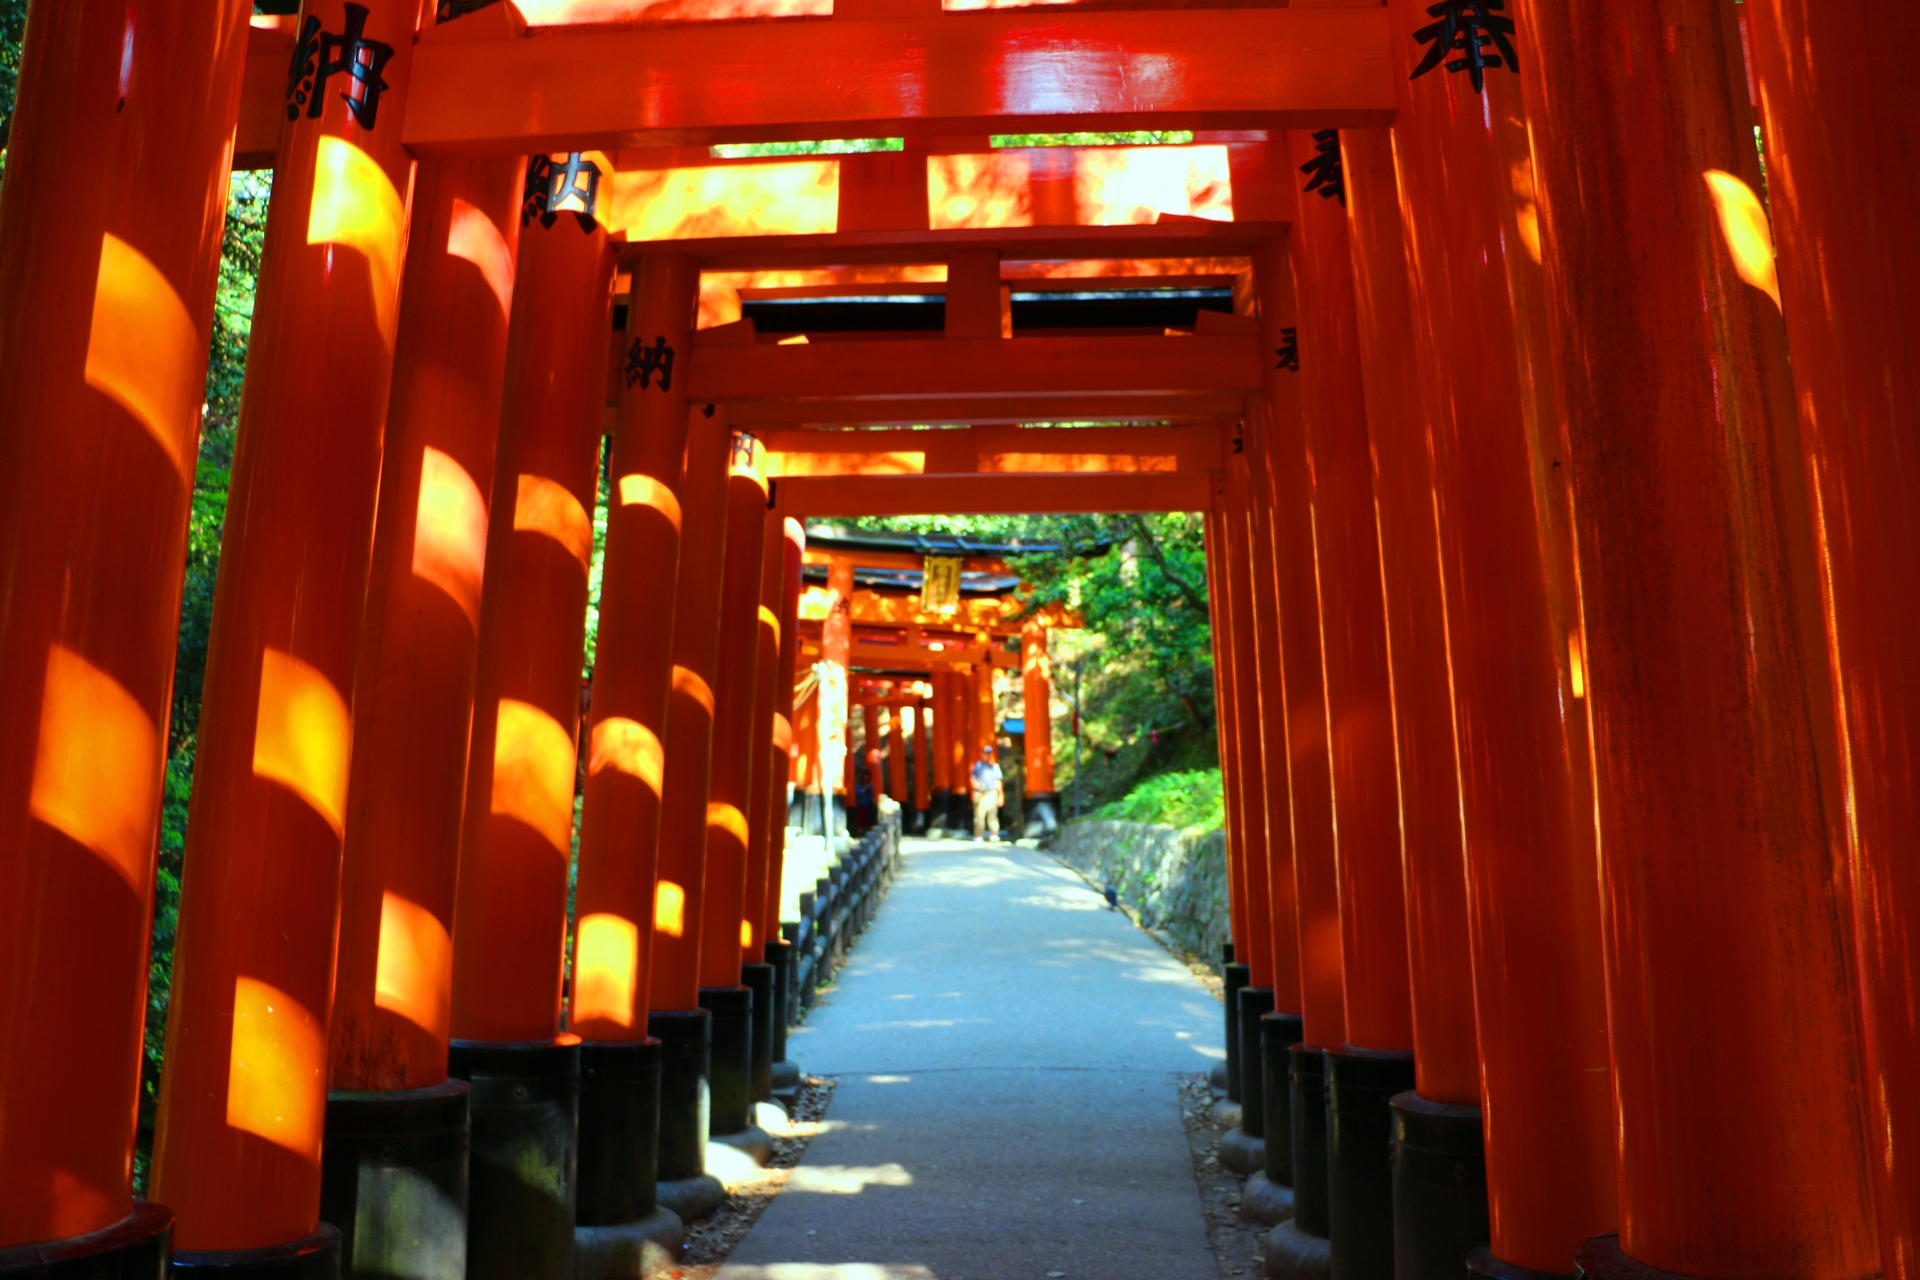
698,987 -> 753,1137
0,1202 -> 172,1279
1022,792 -> 1061,838
447,1039 -> 579,1280
1467,1247 -> 1573,1280
1223,961 -> 1252,1103
1290,1046 -> 1332,1239
929,789 -> 952,832
572,1039 -> 659,1226
1391,1093 -> 1489,1280
648,1009 -> 725,1224
1575,1236 -> 1702,1280
1326,1048 -> 1416,1280
318,1081 -> 469,1280
1261,1012 -> 1306,1186
742,964 -> 776,1103
1220,986 -> 1275,1176
765,938 -> 799,1092
169,1226 -> 340,1280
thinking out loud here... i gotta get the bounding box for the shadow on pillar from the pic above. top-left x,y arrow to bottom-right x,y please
573,1038 -> 685,1280
648,1009 -> 725,1225
1327,1048 -> 1415,1280
1220,987 -> 1274,1176
1021,792 -> 1060,839
447,1039 -> 579,1280
0,1202 -> 176,1279
1391,1093 -> 1489,1280
317,1080 -> 470,1280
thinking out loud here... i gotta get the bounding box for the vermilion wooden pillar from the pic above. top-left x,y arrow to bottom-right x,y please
741,504 -> 787,978
696,435 -> 770,994
862,701 -> 886,817
1378,0 -> 1617,1266
1202,515 -> 1253,979
0,0 -> 250,1256
647,404 -> 734,1014
971,660 -> 997,773
1219,470 -> 1275,1000
945,668 -> 972,820
820,555 -> 853,842
1743,8 -> 1920,1274
329,154 -> 522,1094
884,706 -> 909,805
450,185 -> 614,1049
1516,3 -> 1879,1275
572,250 -> 698,1043
1020,621 -> 1060,835
930,671 -> 955,829
1339,125 -> 1487,1270
912,701 -> 934,830
1284,130 -> 1416,1279
1249,252 -> 1343,1055
763,518 -> 806,952
150,0 -> 425,1257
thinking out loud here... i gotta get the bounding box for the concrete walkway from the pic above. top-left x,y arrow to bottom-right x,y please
717,837 -> 1225,1280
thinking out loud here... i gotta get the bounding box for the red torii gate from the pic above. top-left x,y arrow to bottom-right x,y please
0,3 -> 1910,1280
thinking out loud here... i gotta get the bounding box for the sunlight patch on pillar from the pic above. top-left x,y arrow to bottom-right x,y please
490,699 -> 577,854
513,473 -> 593,569
83,233 -> 199,485
1704,169 -> 1782,311
617,473 -> 682,531
575,913 -> 639,1027
612,161 -> 838,243
29,645 -> 159,891
655,881 -> 688,938
446,196 -> 515,317
708,801 -> 749,847
307,136 -> 406,345
252,649 -> 351,837
374,891 -> 453,1040
227,976 -> 325,1159
672,665 -> 715,715
740,918 -> 755,949
589,716 -> 665,797
412,447 -> 489,628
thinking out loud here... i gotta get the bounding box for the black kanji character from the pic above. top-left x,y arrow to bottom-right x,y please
1300,129 -> 1345,206
1410,0 -> 1518,95
625,336 -> 676,392
1275,328 -> 1299,372
520,155 -> 554,227
546,153 -> 602,231
285,4 -> 395,130
730,432 -> 760,469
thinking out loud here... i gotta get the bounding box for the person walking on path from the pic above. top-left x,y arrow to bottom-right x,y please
971,745 -> 1004,841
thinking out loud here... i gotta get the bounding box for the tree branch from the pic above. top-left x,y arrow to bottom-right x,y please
1127,514 -> 1208,614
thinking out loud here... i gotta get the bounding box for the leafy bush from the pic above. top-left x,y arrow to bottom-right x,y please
1093,768 -> 1224,833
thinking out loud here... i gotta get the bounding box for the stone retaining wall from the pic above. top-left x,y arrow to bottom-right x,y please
1048,820 -> 1229,962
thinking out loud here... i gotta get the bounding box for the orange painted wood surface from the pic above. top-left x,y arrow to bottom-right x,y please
1339,128 -> 1477,1105
572,252 -> 699,1040
150,0 -> 426,1250
330,155 -> 523,1092
1380,0 -> 1614,1259
777,471 -> 1213,516
0,0 -> 251,1247
731,391 -> 1248,427
1217,476 -> 1274,992
1519,0 -> 1877,1272
399,9 -> 1394,154
452,211 -> 615,1045
762,424 -> 1221,476
687,334 -> 1261,403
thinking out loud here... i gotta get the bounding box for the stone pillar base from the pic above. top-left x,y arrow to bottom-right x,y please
448,1038 -> 581,1280
1266,1220 -> 1333,1280
318,1080 -> 470,1280
573,1207 -> 685,1280
1392,1093 -> 1490,1280
1242,1171 -> 1297,1226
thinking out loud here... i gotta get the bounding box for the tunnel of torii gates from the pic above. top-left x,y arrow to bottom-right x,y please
0,1 -> 1913,1280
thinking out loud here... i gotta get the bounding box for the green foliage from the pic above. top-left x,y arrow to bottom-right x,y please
0,0 -> 28,178
1093,767 -> 1224,833
990,131 -> 1193,148
711,138 -> 904,158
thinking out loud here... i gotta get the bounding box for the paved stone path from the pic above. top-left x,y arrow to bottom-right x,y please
716,837 -> 1225,1280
